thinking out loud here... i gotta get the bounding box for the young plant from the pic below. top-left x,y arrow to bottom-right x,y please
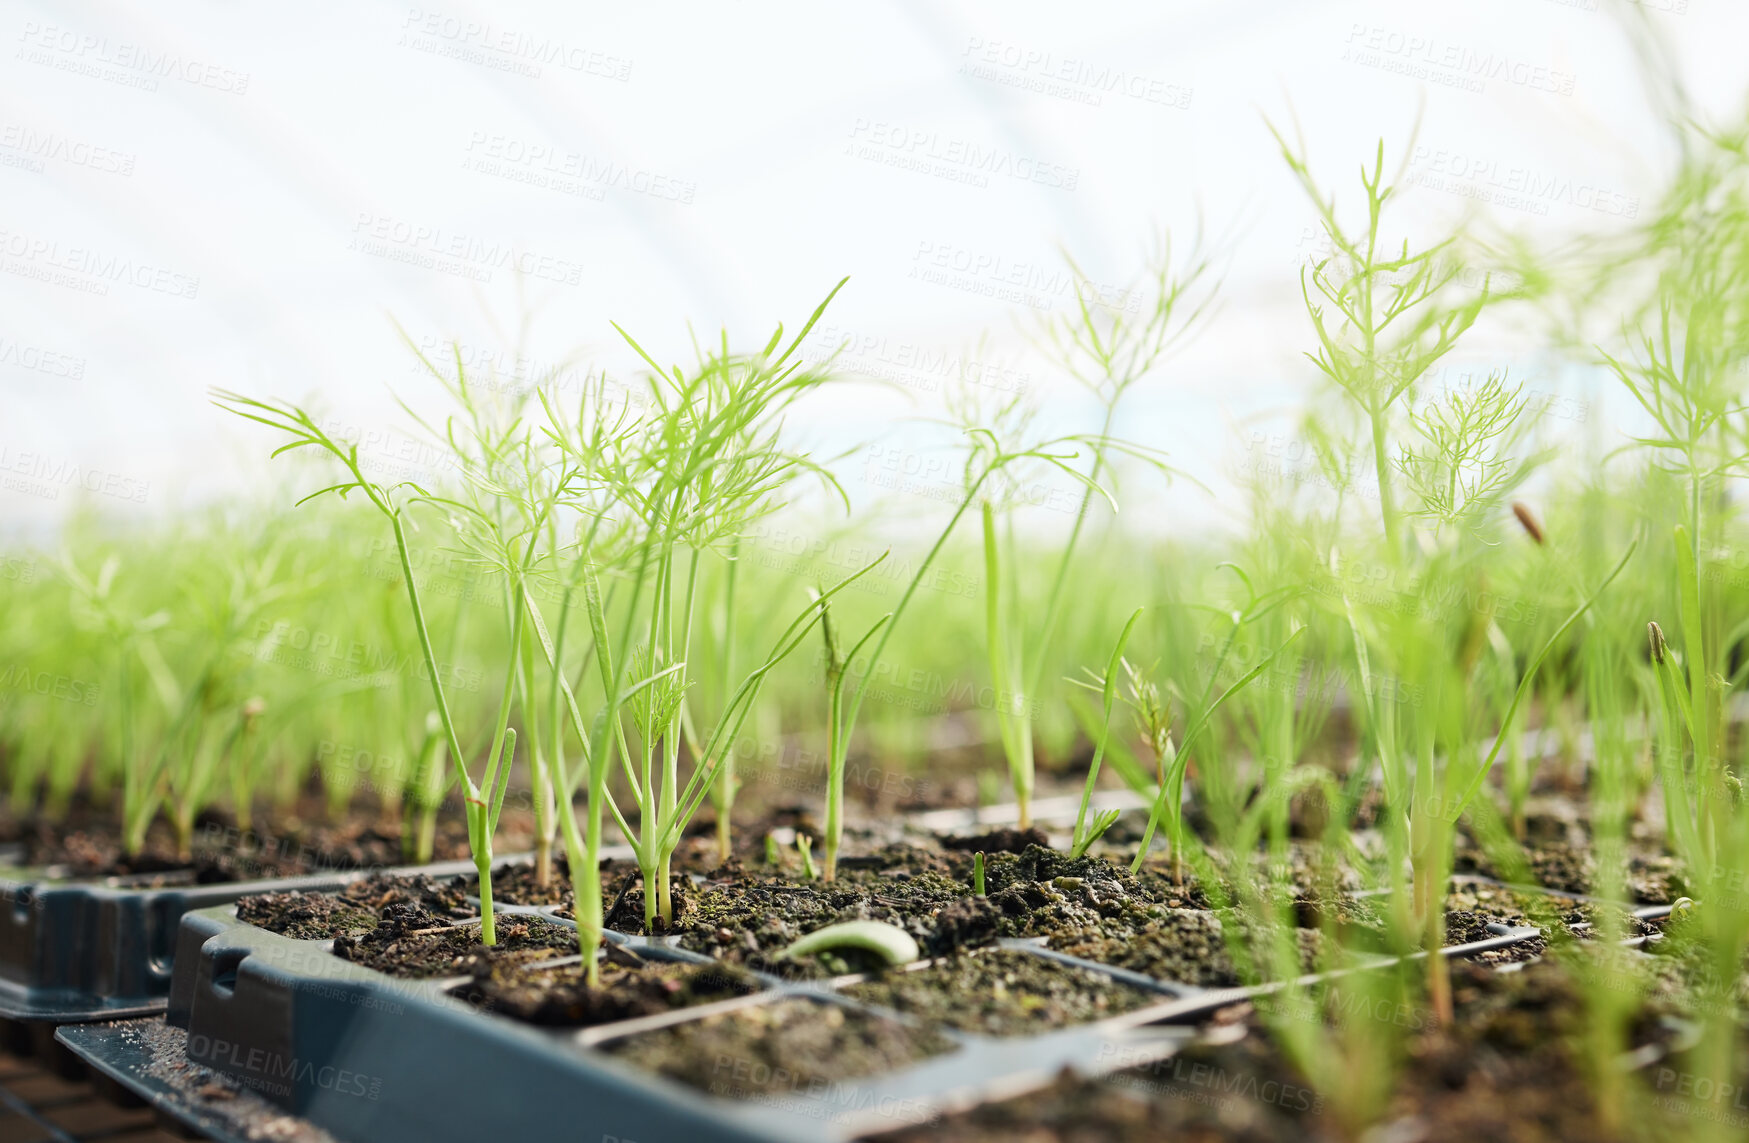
548,283 -> 880,930
815,580 -> 890,882
974,241 -> 1214,828
1201,765 -> 1410,1140
211,391 -> 523,945
1272,125 -> 1493,548
1065,607 -> 1144,858
1133,569 -> 1305,878
62,526 -> 307,860
57,554 -> 168,855
704,538 -> 742,864
818,402 -> 1132,876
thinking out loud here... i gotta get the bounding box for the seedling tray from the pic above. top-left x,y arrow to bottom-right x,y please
67,874 -> 1547,1143
57,1016 -> 340,1143
0,850 -> 482,1026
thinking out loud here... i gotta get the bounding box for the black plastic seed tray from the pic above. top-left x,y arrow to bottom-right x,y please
56,1016 -> 340,1143
54,880 -> 1548,1143
0,850 -> 482,1026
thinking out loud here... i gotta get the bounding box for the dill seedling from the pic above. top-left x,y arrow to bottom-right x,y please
1065,608 -> 1145,859
547,282 -> 878,933
211,391 -> 523,945
965,243 -> 1213,832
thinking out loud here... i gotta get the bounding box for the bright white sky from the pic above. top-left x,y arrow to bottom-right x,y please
1,0 -> 1740,543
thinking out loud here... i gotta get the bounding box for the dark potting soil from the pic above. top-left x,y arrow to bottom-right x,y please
1051,905 -> 1521,988
980,845 -> 1202,904
453,956 -> 762,1027
489,809 -> 887,910
872,957 -> 1693,1143
235,873 -> 473,939
1444,881 -> 1659,965
473,858 -> 573,906
331,905 -> 576,979
866,1011 -> 1311,1143
1124,846 -> 1366,911
602,845 -> 996,976
1440,908 -> 1503,946
13,806 -> 483,883
842,947 -> 1160,1037
593,843 -> 1388,982
973,846 -> 1363,956
1375,956 -> 1690,1142
235,892 -> 377,940
937,826 -> 1052,854
1050,908 -> 1320,989
602,996 -> 955,1099
973,847 -> 1213,949
1640,909 -> 1749,1013
1453,827 -> 1684,904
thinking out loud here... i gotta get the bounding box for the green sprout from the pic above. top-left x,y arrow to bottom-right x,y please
211,391 -> 524,945
1065,607 -> 1145,859
816,579 -> 890,882
544,281 -> 874,935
